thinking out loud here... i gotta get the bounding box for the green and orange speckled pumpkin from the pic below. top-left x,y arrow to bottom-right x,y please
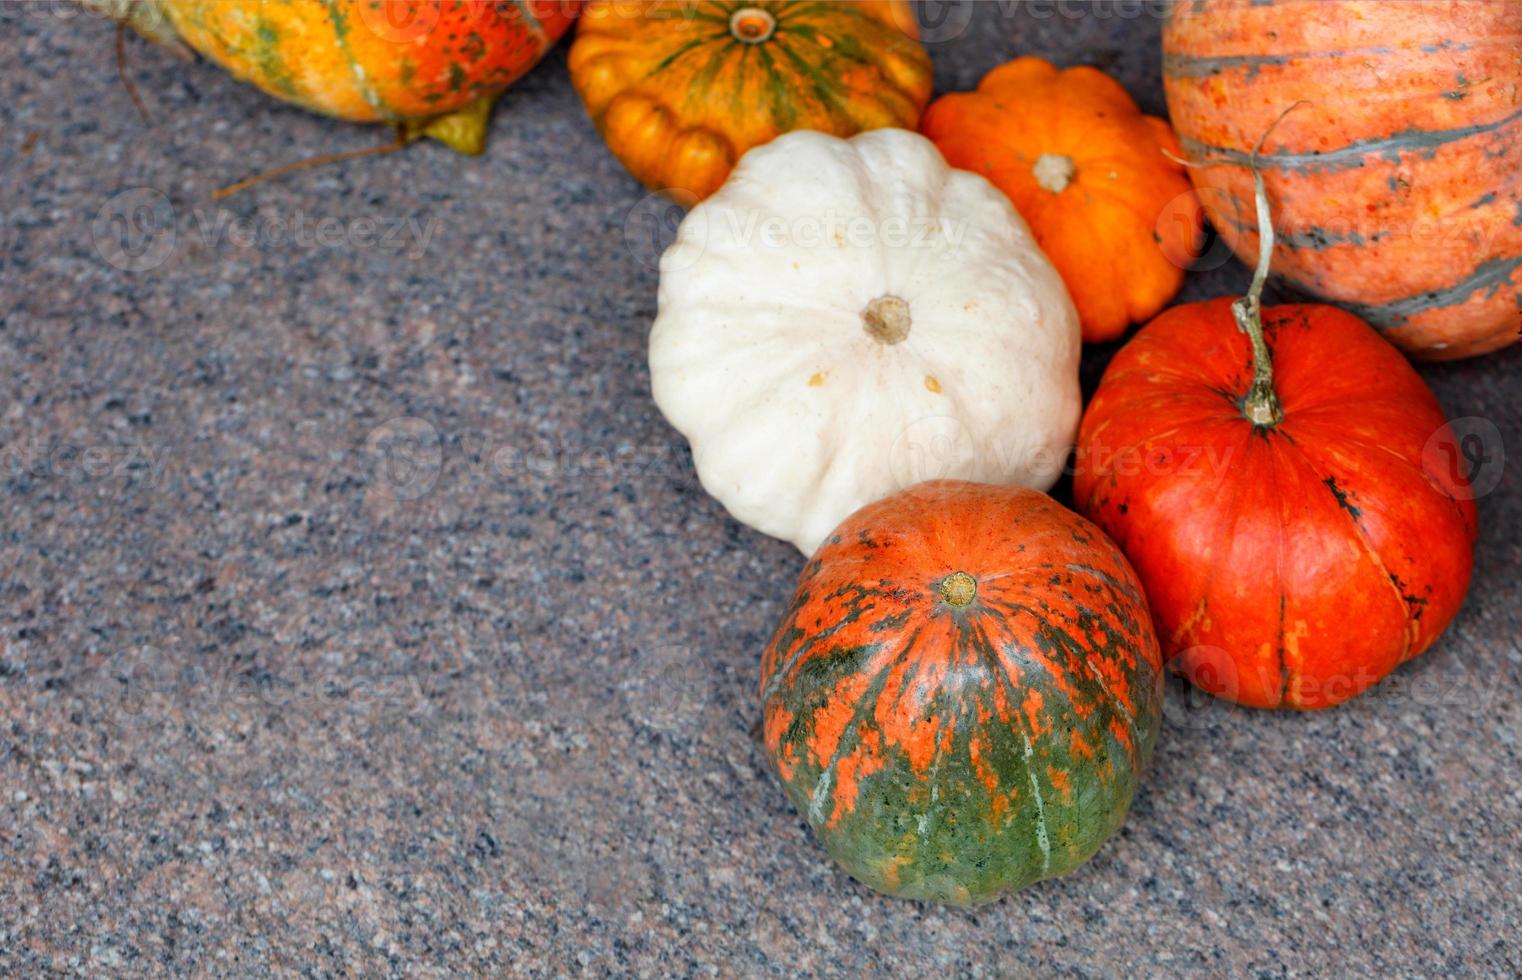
1163,0 -> 1522,359
95,0 -> 580,153
760,481 -> 1162,905
568,0 -> 932,200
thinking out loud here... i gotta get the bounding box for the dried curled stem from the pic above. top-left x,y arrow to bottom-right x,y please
1164,101 -> 1309,427
211,129 -> 408,201
116,21 -> 151,125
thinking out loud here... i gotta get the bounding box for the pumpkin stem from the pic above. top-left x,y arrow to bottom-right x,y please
403,94 -> 496,156
1235,146 -> 1282,427
861,295 -> 911,345
1165,102 -> 1308,427
1234,103 -> 1308,427
938,572 -> 978,607
1032,153 -> 1076,194
211,128 -> 409,201
729,7 -> 777,44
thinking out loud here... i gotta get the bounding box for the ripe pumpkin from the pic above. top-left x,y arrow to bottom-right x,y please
1072,163 -> 1478,709
1162,0 -> 1522,360
650,129 -> 1080,556
761,480 -> 1162,906
922,57 -> 1203,344
568,0 -> 932,200
94,0 -> 580,154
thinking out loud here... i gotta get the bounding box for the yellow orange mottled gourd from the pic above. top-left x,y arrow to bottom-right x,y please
93,0 -> 580,154
922,58 -> 1203,344
569,0 -> 932,200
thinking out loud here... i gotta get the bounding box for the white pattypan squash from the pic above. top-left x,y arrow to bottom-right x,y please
650,129 -> 1081,555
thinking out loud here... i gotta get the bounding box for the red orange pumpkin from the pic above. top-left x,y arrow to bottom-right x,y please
761,481 -> 1161,904
1163,0 -> 1522,359
1073,186 -> 1478,708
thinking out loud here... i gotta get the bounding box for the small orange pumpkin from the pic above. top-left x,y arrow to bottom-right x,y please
922,58 -> 1203,344
568,0 -> 932,201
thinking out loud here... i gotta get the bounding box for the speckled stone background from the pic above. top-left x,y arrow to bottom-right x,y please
2,2 -> 1520,976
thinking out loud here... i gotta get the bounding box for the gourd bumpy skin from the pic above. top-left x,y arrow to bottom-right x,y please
650,129 -> 1082,555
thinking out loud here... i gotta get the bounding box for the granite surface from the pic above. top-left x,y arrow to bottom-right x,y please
2,3 -> 1520,976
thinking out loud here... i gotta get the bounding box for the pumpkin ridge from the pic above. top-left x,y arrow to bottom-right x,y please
1328,254 -> 1522,329
965,615 -> 1053,864
763,581 -> 905,703
976,609 -> 1132,874
772,35 -> 851,120
1161,47 -> 1397,81
1020,730 -> 1054,874
915,694 -> 952,854
1287,420 -> 1470,519
1040,561 -> 1146,604
797,26 -> 924,106
650,30 -> 734,78
246,16 -> 307,103
1272,433 -> 1419,672
320,0 -> 383,115
668,4 -> 727,27
1179,105 -> 1522,174
753,44 -> 791,128
803,624 -> 925,827
1164,429 -> 1257,654
1261,438 -> 1291,706
1036,599 -> 1142,729
690,35 -> 747,113
983,591 -> 1132,732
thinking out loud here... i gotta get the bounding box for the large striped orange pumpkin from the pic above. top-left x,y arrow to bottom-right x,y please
569,0 -> 932,200
761,481 -> 1162,904
98,0 -> 580,154
1162,0 -> 1522,360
